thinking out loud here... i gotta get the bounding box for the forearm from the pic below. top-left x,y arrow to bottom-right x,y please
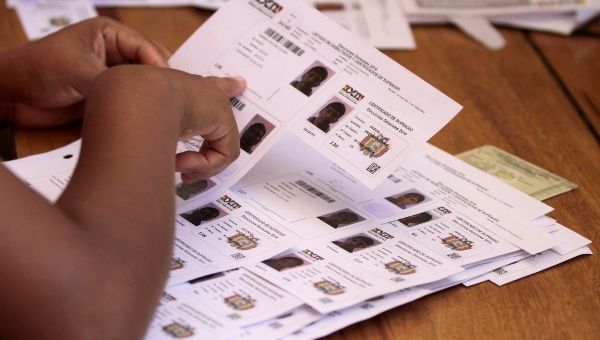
0,66 -> 184,339
56,65 -> 183,317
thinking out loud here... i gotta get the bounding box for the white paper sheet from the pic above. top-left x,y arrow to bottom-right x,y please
146,268 -> 302,340
169,0 -> 462,189
311,0 -> 416,49
14,0 -> 97,40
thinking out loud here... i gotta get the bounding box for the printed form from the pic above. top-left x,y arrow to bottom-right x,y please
231,134 -> 559,312
401,0 -> 599,16
169,0 -> 462,190
146,268 -> 302,339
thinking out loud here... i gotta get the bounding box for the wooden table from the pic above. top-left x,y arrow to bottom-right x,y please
1,1 -> 599,338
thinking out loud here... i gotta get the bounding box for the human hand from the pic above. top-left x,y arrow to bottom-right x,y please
174,75 -> 247,182
7,17 -> 171,127
86,65 -> 246,181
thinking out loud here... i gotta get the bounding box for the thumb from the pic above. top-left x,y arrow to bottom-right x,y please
205,76 -> 246,97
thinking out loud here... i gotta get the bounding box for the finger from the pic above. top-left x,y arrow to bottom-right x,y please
204,76 -> 247,98
102,22 -> 168,67
175,131 -> 240,181
152,40 -> 172,63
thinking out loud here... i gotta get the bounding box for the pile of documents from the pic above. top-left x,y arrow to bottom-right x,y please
5,0 -> 592,339
8,0 -> 600,48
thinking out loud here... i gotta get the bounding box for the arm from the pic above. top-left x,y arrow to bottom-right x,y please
0,66 -> 244,339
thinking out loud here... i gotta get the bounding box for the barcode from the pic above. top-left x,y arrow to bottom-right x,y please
319,297 -> 333,304
230,97 -> 246,111
387,174 -> 402,183
264,28 -> 305,56
295,180 -> 335,203
231,252 -> 245,260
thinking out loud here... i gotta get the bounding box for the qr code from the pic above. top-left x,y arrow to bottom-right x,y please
493,267 -> 508,275
367,162 -> 381,174
447,253 -> 461,259
391,277 -> 405,283
231,252 -> 245,260
227,313 -> 241,320
319,297 -> 333,304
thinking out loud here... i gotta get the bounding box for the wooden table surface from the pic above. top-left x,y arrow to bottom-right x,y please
1,1 -> 599,339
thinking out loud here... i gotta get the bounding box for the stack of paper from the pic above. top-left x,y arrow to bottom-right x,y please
401,0 -> 600,48
4,0 -> 591,339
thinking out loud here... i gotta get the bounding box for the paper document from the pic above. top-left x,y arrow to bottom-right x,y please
457,145 -> 577,201
485,246 -> 592,285
168,191 -> 302,286
170,0 -> 462,189
400,0 -> 597,16
146,268 -> 302,339
232,134 -> 557,254
311,0 -> 416,49
14,0 -> 98,40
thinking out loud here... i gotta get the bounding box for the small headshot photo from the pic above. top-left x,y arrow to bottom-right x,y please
180,203 -> 226,226
307,98 -> 351,133
398,211 -> 435,227
175,178 -> 217,201
385,190 -> 429,209
239,114 -> 275,154
332,233 -> 380,253
317,208 -> 365,229
290,61 -> 334,97
262,254 -> 307,272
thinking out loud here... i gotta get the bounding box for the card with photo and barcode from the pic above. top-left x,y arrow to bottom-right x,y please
169,0 -> 462,189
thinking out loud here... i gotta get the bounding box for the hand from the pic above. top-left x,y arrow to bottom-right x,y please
175,75 -> 247,182
86,65 -> 246,182
7,17 -> 171,127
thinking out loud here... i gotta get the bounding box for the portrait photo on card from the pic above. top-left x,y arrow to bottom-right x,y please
290,61 -> 335,97
239,114 -> 275,154
307,97 -> 352,133
262,253 -> 308,272
175,178 -> 217,201
180,202 -> 227,226
385,189 -> 430,210
317,208 -> 366,229
332,233 -> 380,253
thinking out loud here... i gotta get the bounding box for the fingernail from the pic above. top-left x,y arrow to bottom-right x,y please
231,76 -> 246,86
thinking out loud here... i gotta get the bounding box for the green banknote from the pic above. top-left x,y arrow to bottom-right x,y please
457,145 -> 577,201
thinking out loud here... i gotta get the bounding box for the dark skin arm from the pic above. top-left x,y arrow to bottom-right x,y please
0,19 -> 245,339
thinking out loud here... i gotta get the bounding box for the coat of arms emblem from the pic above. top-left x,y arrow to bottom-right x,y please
162,322 -> 194,338
224,293 -> 256,310
442,234 -> 474,251
359,132 -> 390,158
227,232 -> 259,250
314,280 -> 345,295
385,260 -> 417,275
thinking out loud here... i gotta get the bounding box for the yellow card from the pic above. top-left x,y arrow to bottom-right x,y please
457,145 -> 577,201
